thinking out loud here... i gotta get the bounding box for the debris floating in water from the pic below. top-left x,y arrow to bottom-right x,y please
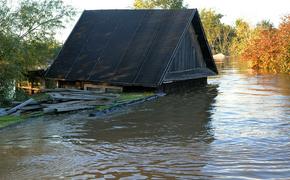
0,89 -> 160,118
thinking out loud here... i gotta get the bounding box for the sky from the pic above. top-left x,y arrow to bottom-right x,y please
58,0 -> 290,41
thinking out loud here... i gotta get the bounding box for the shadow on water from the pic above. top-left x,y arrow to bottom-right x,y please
80,85 -> 218,144
0,85 -> 220,179
56,85 -> 219,178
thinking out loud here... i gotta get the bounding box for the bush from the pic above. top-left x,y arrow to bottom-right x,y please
240,15 -> 290,73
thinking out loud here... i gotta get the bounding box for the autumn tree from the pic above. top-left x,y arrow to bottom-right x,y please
134,0 -> 185,9
277,15 -> 290,72
240,16 -> 290,73
0,0 -> 75,104
230,19 -> 252,56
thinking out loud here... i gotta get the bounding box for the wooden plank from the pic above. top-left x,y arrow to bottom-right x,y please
47,92 -> 115,101
79,100 -> 113,106
42,100 -> 83,107
56,105 -> 95,112
43,100 -> 112,109
43,107 -> 56,114
43,88 -> 120,97
6,98 -> 35,115
43,88 -> 102,94
19,105 -> 43,111
0,108 -> 7,116
43,105 -> 94,113
11,101 -> 39,106
84,84 -> 123,93
42,88 -> 81,92
59,92 -> 120,98
11,110 -> 21,116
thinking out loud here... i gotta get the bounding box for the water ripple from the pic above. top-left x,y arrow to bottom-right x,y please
0,60 -> 290,179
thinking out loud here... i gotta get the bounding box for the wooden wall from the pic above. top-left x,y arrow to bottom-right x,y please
169,25 -> 206,72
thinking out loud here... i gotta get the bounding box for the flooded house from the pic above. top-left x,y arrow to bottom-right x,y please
45,9 -> 218,93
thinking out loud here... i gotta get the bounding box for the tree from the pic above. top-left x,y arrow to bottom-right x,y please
230,19 -> 252,56
0,0 -> 75,104
256,20 -> 274,30
215,25 -> 235,55
134,0 -> 185,9
277,15 -> 290,73
200,8 -> 234,54
240,15 -> 290,73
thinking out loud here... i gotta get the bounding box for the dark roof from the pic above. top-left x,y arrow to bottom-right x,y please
45,9 -> 217,87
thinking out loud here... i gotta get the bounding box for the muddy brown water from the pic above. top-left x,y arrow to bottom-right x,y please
0,59 -> 290,179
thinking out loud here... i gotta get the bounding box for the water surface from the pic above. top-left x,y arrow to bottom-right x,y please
0,59 -> 289,179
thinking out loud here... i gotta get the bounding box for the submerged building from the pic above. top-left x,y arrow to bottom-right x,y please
45,9 -> 218,92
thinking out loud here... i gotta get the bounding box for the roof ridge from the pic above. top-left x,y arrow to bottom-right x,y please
83,9 -> 197,12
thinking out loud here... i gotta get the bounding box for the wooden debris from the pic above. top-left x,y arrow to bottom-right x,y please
41,100 -> 83,108
0,108 -> 8,116
47,92 -> 114,101
33,89 -> 120,114
43,88 -> 103,94
42,88 -> 83,93
11,110 -> 21,116
6,98 -> 36,115
43,88 -> 120,97
19,105 -> 43,111
42,100 -> 111,108
43,107 -> 56,114
50,105 -> 94,113
1,88 -> 155,116
12,100 -> 39,106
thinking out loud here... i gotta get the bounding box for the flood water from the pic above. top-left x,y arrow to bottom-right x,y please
0,59 -> 290,179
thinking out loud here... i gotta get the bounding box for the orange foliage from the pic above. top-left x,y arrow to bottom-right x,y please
241,15 -> 290,73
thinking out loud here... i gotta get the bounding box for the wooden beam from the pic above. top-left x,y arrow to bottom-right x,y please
6,98 -> 36,115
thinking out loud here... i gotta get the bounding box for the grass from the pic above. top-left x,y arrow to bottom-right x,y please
95,92 -> 154,112
0,111 -> 44,129
117,92 -> 154,102
0,115 -> 24,128
95,105 -> 111,111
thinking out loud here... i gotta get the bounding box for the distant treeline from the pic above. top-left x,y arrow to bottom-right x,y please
134,0 -> 290,73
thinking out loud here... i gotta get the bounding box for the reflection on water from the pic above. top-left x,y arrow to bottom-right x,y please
0,59 -> 290,179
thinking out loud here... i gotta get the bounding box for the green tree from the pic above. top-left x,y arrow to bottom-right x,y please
230,19 -> 252,56
256,20 -> 274,30
200,8 -> 234,54
0,0 -> 75,104
215,25 -> 235,55
134,0 -> 185,9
